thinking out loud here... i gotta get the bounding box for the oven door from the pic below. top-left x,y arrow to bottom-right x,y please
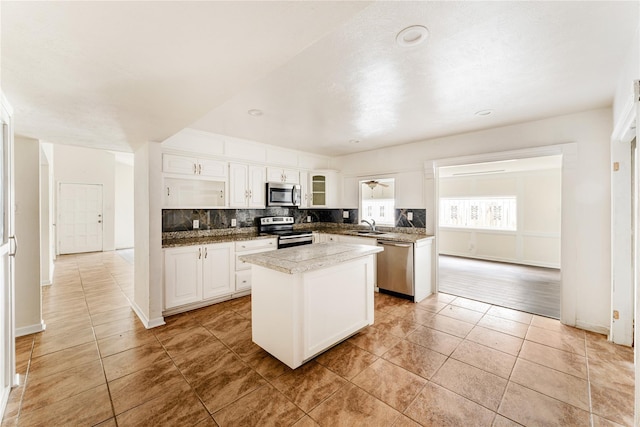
267,182 -> 301,207
278,235 -> 313,249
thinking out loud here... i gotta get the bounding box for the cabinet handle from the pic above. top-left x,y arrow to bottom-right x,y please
198,248 -> 202,259
167,187 -> 170,197
198,163 -> 202,175
204,247 -> 208,258
193,163 -> 197,174
248,189 -> 252,198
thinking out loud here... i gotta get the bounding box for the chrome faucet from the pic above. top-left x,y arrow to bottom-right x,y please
361,219 -> 376,231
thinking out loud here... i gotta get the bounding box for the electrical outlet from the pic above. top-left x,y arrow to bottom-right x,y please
307,216 -> 311,223
407,212 -> 413,221
231,218 -> 237,227
193,219 -> 199,229
342,211 -> 349,219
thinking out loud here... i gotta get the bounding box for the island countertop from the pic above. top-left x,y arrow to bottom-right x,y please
239,242 -> 383,274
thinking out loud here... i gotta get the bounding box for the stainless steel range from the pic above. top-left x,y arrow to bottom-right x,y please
258,216 -> 313,249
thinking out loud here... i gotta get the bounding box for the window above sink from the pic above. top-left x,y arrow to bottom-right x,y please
360,178 -> 395,226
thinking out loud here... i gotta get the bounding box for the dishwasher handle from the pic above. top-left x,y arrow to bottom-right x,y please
377,240 -> 412,248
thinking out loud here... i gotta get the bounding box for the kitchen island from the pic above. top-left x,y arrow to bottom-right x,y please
239,242 -> 383,369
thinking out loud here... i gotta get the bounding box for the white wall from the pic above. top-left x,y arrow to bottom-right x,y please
133,141 -> 164,328
115,156 -> 134,249
53,144 -> 116,252
39,146 -> 53,285
14,136 -> 42,335
332,108 -> 613,333
613,25 -> 639,128
439,169 -> 561,268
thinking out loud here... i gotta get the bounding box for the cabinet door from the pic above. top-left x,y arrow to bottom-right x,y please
311,174 -> 327,207
163,154 -> 197,175
198,158 -> 227,179
299,171 -> 311,208
248,166 -> 266,208
164,246 -> 202,309
282,168 -> 299,184
229,163 -> 249,207
266,167 -> 285,183
202,243 -> 233,299
164,179 -> 180,207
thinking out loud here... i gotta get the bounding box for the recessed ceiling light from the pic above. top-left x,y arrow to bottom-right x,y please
396,25 -> 429,47
475,109 -> 494,117
349,139 -> 360,144
247,109 -> 263,117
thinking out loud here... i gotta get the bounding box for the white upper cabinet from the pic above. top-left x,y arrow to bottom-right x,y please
229,163 -> 266,208
267,167 -> 299,184
299,170 -> 311,208
163,153 -> 227,179
164,178 -> 226,208
310,170 -> 338,208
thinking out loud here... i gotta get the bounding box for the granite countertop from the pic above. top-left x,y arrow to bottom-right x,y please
238,242 -> 383,274
162,224 -> 434,248
323,229 -> 434,243
162,232 -> 274,248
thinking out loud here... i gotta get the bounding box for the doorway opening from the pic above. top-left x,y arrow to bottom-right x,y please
436,155 -> 562,318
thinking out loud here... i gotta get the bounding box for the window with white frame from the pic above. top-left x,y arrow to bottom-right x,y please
440,197 -> 517,230
360,178 -> 395,226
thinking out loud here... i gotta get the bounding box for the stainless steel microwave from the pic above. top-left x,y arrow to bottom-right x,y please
266,182 -> 301,207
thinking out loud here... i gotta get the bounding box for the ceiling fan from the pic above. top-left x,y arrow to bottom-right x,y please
364,180 -> 389,190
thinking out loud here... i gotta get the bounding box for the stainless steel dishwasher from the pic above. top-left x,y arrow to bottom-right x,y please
376,240 -> 414,298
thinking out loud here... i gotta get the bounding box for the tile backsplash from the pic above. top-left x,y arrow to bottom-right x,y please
162,207 -> 425,232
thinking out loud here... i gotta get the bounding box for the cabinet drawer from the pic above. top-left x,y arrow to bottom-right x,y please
235,253 -> 253,271
235,238 -> 277,252
236,270 -> 252,292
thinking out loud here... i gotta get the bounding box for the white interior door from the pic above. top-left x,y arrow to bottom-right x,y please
0,104 -> 15,412
58,183 -> 103,255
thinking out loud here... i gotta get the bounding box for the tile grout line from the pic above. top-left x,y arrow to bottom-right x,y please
584,335 -> 595,427
81,256 -> 119,426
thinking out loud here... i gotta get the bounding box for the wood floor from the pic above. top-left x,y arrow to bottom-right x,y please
438,255 -> 561,319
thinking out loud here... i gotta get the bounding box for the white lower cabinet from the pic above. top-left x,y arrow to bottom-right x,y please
202,243 -> 233,299
164,245 -> 203,308
235,238 -> 277,291
164,242 -> 234,310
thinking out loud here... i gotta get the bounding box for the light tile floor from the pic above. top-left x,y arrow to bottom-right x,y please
1,251 -> 635,426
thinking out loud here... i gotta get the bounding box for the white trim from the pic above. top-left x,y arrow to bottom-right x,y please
609,93 -> 636,345
131,300 -> 165,329
15,321 -> 45,337
0,385 -> 10,423
612,94 -> 637,144
40,280 -> 51,286
575,320 -> 609,336
427,143 -> 578,326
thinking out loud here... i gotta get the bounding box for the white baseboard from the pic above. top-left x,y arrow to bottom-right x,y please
0,385 -> 10,423
131,301 -> 165,329
41,280 -> 52,286
575,320 -> 609,337
15,321 -> 46,337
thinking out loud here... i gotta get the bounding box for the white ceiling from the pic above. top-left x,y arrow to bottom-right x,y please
2,1 -> 638,156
